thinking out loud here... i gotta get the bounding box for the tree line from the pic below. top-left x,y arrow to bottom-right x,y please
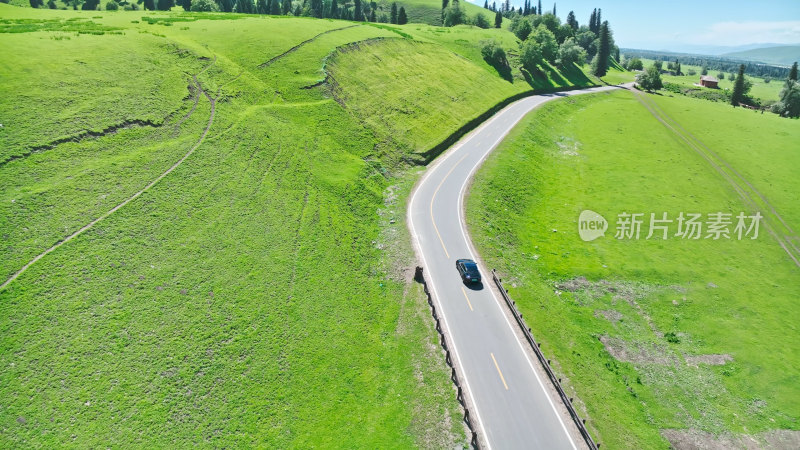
29,0 -> 409,22
502,7 -> 617,77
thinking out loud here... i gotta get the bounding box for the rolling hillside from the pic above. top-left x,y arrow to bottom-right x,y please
0,4 -> 593,446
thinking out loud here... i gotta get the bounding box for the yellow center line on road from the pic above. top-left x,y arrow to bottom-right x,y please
461,286 -> 474,311
430,152 -> 470,259
490,352 -> 509,391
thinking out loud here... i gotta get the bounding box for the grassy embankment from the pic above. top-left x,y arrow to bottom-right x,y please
467,89 -> 800,448
0,3 -> 594,446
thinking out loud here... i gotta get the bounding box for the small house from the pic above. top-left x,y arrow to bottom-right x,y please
699,75 -> 719,88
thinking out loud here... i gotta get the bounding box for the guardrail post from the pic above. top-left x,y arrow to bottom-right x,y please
414,266 -> 424,282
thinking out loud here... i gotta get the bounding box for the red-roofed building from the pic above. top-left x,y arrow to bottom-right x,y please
700,75 -> 719,88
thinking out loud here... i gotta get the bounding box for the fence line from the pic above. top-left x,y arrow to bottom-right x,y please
491,269 -> 600,450
415,266 -> 480,449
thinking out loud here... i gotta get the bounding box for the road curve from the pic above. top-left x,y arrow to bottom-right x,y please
408,85 -> 624,449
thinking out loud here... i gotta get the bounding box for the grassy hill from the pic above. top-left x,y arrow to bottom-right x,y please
0,4 -> 593,446
467,89 -> 800,449
5,0 -> 495,27
397,0 -> 494,26
722,45 -> 800,66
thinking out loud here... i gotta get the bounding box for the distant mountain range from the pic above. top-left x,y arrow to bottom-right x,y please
624,43 -> 799,67
654,43 -> 796,57
721,46 -> 799,66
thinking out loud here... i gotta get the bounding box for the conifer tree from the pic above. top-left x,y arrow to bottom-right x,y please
789,62 -> 798,81
354,0 -> 363,20
596,9 -> 601,32
398,6 -> 407,24
593,20 -> 610,76
566,10 -> 577,30
311,0 -> 322,17
390,2 -> 398,23
494,10 -> 502,28
731,64 -> 746,107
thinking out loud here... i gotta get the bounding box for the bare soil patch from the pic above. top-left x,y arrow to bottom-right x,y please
662,428 -> 800,449
594,309 -> 623,324
599,335 -> 676,366
684,354 -> 733,367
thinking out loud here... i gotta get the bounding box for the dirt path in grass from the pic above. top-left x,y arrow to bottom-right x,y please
628,87 -> 800,268
257,24 -> 360,68
1,56 -> 220,290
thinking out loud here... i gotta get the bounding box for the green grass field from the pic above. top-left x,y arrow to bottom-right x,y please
467,89 -> 800,448
0,3 -> 596,446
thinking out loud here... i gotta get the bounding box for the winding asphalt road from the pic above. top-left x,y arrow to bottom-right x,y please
408,85 -> 624,449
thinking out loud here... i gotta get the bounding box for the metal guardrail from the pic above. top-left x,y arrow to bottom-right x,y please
491,269 -> 600,450
415,266 -> 480,449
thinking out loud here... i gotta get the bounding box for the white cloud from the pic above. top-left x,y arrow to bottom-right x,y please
695,21 -> 800,45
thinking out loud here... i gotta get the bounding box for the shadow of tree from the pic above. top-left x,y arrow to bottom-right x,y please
484,57 -> 513,82
548,66 -> 568,86
521,62 -> 597,90
562,63 -> 593,85
521,65 -> 550,89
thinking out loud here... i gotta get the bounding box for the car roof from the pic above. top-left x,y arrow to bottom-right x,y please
457,258 -> 476,264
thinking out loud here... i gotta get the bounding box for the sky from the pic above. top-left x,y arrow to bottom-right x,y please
465,0 -> 800,53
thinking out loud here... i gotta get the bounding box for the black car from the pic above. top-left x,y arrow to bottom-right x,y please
456,259 -> 481,284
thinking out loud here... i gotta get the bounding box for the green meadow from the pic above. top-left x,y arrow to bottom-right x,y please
0,3 -> 595,446
636,58 -> 784,104
467,89 -> 800,448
